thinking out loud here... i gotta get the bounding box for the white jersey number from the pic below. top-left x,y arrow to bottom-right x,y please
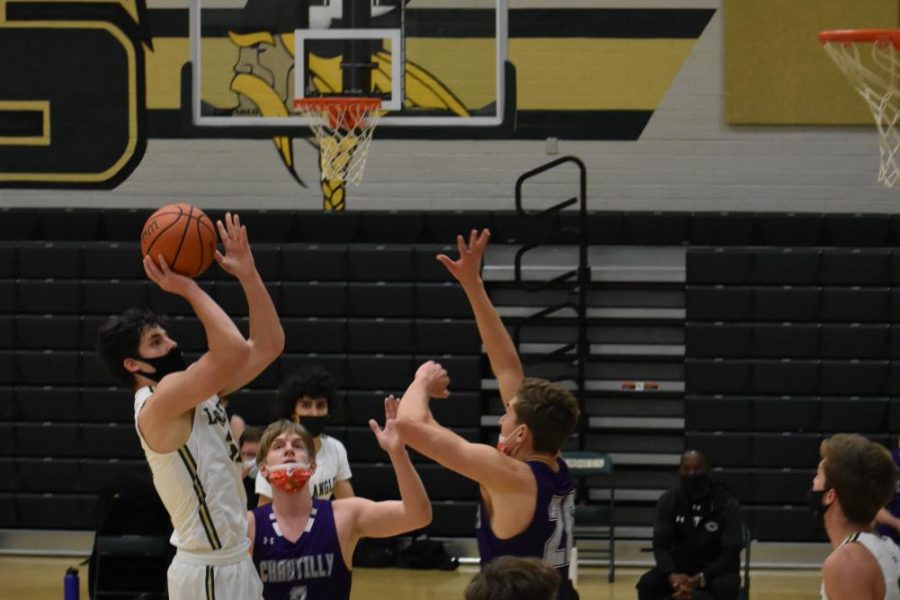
544,492 -> 575,569
289,585 -> 307,600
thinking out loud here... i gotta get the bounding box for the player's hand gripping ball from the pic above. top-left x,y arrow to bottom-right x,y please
141,203 -> 217,277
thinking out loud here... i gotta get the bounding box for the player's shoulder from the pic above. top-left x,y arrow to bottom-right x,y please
134,385 -> 153,405
331,496 -> 368,522
473,452 -> 536,496
824,538 -> 882,589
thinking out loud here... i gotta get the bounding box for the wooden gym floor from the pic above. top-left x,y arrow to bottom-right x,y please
0,555 -> 822,600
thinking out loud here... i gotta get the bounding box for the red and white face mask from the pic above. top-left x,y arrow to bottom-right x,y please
497,425 -> 525,456
265,462 -> 315,493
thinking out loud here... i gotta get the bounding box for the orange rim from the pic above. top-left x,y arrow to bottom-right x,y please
819,29 -> 900,50
293,97 -> 381,130
294,97 -> 381,110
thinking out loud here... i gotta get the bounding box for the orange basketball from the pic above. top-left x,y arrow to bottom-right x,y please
140,203 -> 217,278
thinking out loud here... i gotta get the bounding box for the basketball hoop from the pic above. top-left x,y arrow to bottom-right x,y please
294,97 -> 382,185
819,29 -> 900,187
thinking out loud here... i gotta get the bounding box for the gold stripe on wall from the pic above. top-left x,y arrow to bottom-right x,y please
148,37 -> 700,112
511,38 -> 697,110
146,38 -> 241,110
725,0 -> 898,125
145,37 -> 187,109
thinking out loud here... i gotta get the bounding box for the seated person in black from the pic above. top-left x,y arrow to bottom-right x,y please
636,450 -> 742,600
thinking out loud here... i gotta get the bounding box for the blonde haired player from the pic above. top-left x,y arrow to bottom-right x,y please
248,366 -> 438,600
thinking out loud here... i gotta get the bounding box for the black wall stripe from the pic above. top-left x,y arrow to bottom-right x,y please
148,108 -> 653,141
147,8 -> 713,39
0,111 -> 43,137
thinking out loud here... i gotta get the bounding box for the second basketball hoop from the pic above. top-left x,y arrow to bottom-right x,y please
819,29 -> 900,188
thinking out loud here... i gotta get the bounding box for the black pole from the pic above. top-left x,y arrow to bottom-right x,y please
342,0 -> 374,96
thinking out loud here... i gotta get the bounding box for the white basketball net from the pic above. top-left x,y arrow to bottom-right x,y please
823,36 -> 900,187
295,98 -> 381,186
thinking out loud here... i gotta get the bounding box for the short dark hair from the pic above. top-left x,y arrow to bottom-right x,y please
239,426 -> 263,448
820,433 -> 897,526
514,378 -> 580,454
464,557 -> 559,600
274,365 -> 337,420
96,307 -> 164,387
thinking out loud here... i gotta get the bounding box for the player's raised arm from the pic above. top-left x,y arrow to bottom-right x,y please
138,254 -> 249,421
394,362 -> 528,492
214,212 -> 285,396
342,395 -> 433,541
437,229 -> 524,407
394,413 -> 527,493
395,360 -> 449,425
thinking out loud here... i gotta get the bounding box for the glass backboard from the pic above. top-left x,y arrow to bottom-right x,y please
191,0 -> 508,129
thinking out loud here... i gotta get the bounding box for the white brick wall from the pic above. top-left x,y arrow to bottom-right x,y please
1,1 -> 897,212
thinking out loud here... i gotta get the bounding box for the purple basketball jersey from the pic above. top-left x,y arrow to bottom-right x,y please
876,447 -> 900,545
252,500 -> 352,600
476,458 -> 578,600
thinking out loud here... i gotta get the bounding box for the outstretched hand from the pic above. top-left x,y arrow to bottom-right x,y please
436,228 -> 490,288
143,254 -> 197,297
214,212 -> 256,280
415,360 -> 450,399
370,395 -> 404,455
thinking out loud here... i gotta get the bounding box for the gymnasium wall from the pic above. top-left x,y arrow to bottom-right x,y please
0,0 -> 897,213
725,0 -> 897,125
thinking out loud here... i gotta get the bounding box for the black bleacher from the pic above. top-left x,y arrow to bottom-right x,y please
1,209 -> 496,532
7,208 -> 900,540
686,242 -> 900,542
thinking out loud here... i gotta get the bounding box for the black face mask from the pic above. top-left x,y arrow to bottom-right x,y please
680,473 -> 711,499
297,415 -> 327,438
135,347 -> 187,382
807,488 -> 832,528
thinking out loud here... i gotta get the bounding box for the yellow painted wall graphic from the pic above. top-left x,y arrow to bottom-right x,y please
0,1 -> 715,209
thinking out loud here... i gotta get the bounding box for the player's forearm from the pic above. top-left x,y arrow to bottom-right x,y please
461,280 -> 524,403
239,270 -> 284,355
388,448 -> 432,529
396,379 -> 432,423
183,285 -> 246,354
875,507 -> 900,531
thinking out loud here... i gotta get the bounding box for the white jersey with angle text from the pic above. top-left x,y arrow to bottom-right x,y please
255,433 -> 352,500
134,386 -> 248,552
821,531 -> 900,600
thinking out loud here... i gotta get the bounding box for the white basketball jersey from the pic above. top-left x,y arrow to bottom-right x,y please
134,387 -> 248,552
821,531 -> 900,600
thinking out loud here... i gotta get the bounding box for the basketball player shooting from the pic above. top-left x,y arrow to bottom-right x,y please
248,369 -> 439,600
395,229 -> 581,600
96,212 -> 284,600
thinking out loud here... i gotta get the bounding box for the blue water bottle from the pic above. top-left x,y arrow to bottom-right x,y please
63,567 -> 79,600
